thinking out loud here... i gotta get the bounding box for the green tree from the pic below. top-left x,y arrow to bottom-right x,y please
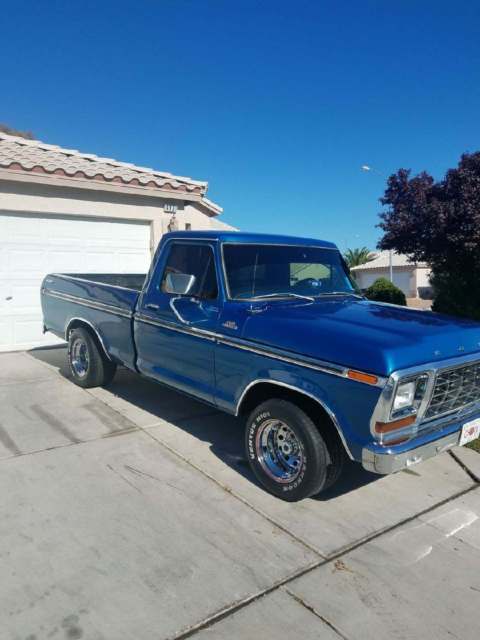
344,247 -> 375,268
378,152 -> 480,320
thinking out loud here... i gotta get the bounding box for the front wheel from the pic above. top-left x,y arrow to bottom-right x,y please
246,399 -> 331,501
68,327 -> 116,388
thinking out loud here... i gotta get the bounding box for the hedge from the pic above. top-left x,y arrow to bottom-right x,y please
364,277 -> 407,306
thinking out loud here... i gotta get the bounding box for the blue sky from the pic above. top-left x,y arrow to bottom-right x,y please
2,0 -> 479,251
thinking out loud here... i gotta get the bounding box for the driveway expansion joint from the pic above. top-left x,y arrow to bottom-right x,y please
449,449 -> 480,483
284,587 -> 350,640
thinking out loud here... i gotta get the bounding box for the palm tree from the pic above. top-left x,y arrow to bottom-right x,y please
344,247 -> 375,268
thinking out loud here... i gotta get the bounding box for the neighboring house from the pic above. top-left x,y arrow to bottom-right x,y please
0,132 -> 232,352
350,251 -> 431,300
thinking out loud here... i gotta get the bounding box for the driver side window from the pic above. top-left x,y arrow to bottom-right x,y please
160,243 -> 218,300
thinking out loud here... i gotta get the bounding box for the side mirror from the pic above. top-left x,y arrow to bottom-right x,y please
165,272 -> 196,295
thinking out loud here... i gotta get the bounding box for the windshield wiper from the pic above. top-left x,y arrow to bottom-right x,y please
248,292 -> 315,302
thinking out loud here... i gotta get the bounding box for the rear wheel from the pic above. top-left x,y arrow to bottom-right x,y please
68,327 -> 116,388
246,399 -> 332,501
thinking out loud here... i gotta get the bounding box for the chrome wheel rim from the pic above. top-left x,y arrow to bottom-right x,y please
255,419 -> 303,483
71,338 -> 89,377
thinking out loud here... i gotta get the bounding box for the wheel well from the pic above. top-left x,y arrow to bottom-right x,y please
238,382 -> 346,456
66,320 -> 110,361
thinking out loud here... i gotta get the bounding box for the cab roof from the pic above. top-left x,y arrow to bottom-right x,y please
163,230 -> 338,249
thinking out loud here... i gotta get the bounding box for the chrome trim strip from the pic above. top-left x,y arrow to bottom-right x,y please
134,313 -> 385,386
43,289 -> 133,319
135,313 -> 217,342
235,378 -> 354,460
216,335 -> 349,378
220,242 -> 231,300
49,273 -> 143,293
64,317 -> 113,361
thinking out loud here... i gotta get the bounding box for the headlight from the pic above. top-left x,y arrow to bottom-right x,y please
393,381 -> 416,412
372,371 -> 432,444
391,374 -> 429,419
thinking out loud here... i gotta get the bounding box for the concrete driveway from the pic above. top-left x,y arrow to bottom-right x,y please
1,347 -> 479,640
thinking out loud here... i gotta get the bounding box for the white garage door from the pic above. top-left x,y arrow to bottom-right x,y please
355,269 -> 413,297
0,213 -> 151,352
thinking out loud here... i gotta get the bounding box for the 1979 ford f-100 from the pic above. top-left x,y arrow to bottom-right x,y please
41,231 -> 480,501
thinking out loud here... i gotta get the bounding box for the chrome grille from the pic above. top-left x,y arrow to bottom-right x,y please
424,361 -> 480,419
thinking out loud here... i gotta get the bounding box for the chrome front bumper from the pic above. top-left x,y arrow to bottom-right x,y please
362,430 -> 461,474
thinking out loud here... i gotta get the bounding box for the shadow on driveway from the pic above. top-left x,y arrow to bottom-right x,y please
29,345 -> 379,500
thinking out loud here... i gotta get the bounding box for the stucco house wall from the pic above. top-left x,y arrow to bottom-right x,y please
416,266 -> 432,289
183,202 -> 220,233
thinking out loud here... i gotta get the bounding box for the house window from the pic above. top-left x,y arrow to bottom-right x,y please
185,223 -> 192,230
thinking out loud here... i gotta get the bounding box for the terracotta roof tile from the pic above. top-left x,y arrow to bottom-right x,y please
0,132 -> 209,197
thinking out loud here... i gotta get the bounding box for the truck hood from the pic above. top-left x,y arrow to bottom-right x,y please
241,297 -> 480,376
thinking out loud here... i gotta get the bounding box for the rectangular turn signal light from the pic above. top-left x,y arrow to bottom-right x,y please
347,369 -> 379,385
375,415 -> 416,434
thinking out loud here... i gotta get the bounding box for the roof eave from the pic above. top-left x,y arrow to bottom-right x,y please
196,196 -> 223,216
0,167 -> 220,212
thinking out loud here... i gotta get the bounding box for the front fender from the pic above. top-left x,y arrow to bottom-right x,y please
214,342 -> 382,460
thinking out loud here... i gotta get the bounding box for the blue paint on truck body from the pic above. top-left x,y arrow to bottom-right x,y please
41,231 -> 480,470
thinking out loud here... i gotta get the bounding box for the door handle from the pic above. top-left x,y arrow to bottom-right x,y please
145,303 -> 160,310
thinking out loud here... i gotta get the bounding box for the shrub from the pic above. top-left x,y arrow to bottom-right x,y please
364,277 -> 407,306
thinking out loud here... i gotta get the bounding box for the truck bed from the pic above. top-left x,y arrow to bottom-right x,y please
41,272 -> 146,368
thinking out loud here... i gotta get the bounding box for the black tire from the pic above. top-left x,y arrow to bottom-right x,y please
68,327 -> 116,388
322,425 -> 346,490
246,399 -> 330,501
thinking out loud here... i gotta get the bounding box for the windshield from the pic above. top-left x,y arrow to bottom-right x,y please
222,244 -> 358,300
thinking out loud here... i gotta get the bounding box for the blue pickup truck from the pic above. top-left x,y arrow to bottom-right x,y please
41,231 -> 480,501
